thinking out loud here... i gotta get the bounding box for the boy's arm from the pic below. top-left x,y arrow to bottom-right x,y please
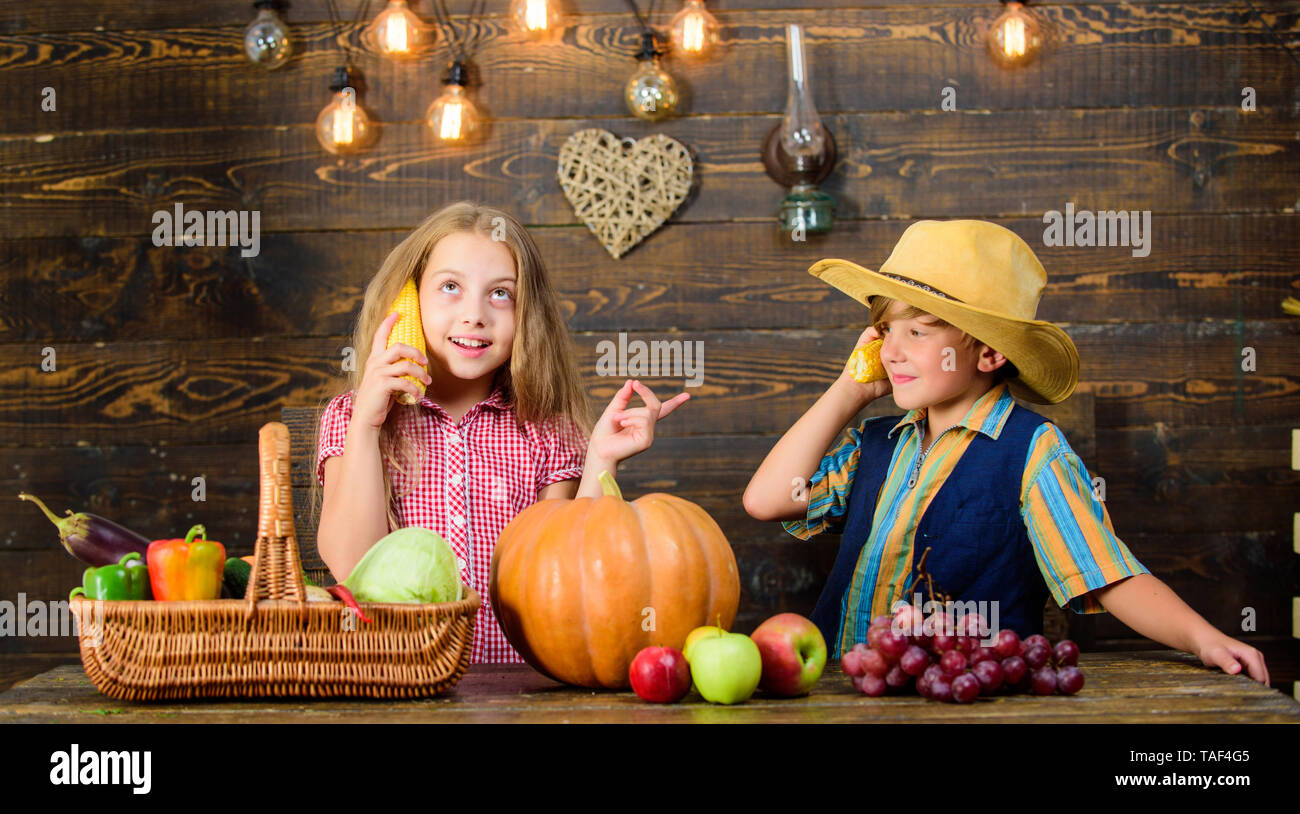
747,325 -> 892,522
744,376 -> 874,522
1019,423 -> 1270,685
1091,573 -> 1270,685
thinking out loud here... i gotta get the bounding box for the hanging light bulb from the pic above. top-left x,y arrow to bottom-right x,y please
363,0 -> 435,59
243,0 -> 293,69
316,68 -> 375,155
669,0 -> 719,59
509,0 -> 565,39
986,1 -> 1043,69
625,32 -> 679,121
427,61 -> 483,143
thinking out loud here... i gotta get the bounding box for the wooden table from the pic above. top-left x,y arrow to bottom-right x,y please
2,650 -> 1297,723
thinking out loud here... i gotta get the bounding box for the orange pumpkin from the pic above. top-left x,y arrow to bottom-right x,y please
489,472 -> 740,689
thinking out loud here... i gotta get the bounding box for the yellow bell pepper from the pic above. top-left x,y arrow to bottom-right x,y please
146,524 -> 226,600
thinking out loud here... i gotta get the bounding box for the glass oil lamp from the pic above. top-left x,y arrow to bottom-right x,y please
761,24 -> 836,235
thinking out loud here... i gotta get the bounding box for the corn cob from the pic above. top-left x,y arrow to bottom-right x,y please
849,339 -> 887,383
386,278 -> 427,405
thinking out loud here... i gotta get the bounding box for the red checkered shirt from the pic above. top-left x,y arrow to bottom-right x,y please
315,386 -> 588,664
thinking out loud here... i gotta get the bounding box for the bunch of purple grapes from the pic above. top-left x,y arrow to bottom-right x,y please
841,604 -> 1086,703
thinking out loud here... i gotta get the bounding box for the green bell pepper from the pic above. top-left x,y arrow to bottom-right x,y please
69,552 -> 152,601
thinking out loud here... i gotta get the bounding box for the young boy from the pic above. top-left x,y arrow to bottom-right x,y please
744,220 -> 1268,684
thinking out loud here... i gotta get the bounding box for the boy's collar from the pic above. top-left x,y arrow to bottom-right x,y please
887,381 -> 1016,441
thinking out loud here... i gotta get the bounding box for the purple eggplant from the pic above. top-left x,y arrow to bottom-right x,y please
18,492 -> 150,567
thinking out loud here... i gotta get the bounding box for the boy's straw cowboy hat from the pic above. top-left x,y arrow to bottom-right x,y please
810,219 -> 1079,404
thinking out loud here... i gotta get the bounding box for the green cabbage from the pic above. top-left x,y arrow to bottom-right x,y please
342,527 -> 464,604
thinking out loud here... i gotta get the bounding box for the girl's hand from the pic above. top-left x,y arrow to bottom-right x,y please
588,380 -> 689,466
836,324 -> 893,404
353,310 -> 433,431
1195,630 -> 1269,685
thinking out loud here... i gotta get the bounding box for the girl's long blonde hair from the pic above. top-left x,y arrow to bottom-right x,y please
310,201 -> 592,539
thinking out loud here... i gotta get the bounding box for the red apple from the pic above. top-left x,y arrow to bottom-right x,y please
751,612 -> 828,697
628,646 -> 691,703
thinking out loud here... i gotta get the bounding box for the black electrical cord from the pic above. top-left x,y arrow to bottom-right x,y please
624,0 -> 659,36
323,0 -> 373,72
431,0 -> 486,65
1243,0 -> 1300,71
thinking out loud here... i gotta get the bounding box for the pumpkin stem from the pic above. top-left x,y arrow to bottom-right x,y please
597,470 -> 623,500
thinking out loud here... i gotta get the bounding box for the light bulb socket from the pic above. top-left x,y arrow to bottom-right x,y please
443,60 -> 469,87
253,0 -> 279,10
635,31 -> 663,61
329,66 -> 353,92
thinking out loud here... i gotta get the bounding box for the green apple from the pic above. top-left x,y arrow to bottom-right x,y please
688,630 -> 763,705
683,625 -> 727,663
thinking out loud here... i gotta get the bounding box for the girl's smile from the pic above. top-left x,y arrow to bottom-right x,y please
449,335 -> 493,356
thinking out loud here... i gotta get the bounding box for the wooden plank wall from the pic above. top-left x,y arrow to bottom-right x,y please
2,1 -> 1298,693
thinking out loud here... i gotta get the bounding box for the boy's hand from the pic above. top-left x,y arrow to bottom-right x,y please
836,325 -> 893,404
588,379 -> 689,467
1195,630 -> 1269,685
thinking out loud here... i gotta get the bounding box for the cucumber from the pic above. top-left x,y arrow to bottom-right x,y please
221,557 -> 318,598
221,557 -> 252,599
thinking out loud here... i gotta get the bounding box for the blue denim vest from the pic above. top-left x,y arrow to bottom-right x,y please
811,404 -> 1051,656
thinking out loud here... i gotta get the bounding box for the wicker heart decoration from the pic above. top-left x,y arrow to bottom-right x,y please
556,128 -> 694,259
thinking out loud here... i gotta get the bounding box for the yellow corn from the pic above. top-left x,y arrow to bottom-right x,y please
849,339 -> 886,383
386,278 -> 427,405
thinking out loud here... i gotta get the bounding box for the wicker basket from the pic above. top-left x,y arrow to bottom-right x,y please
69,421 -> 480,700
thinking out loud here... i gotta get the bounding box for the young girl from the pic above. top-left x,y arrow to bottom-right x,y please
312,201 -> 689,664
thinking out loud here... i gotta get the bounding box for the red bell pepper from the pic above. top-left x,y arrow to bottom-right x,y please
147,524 -> 226,600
